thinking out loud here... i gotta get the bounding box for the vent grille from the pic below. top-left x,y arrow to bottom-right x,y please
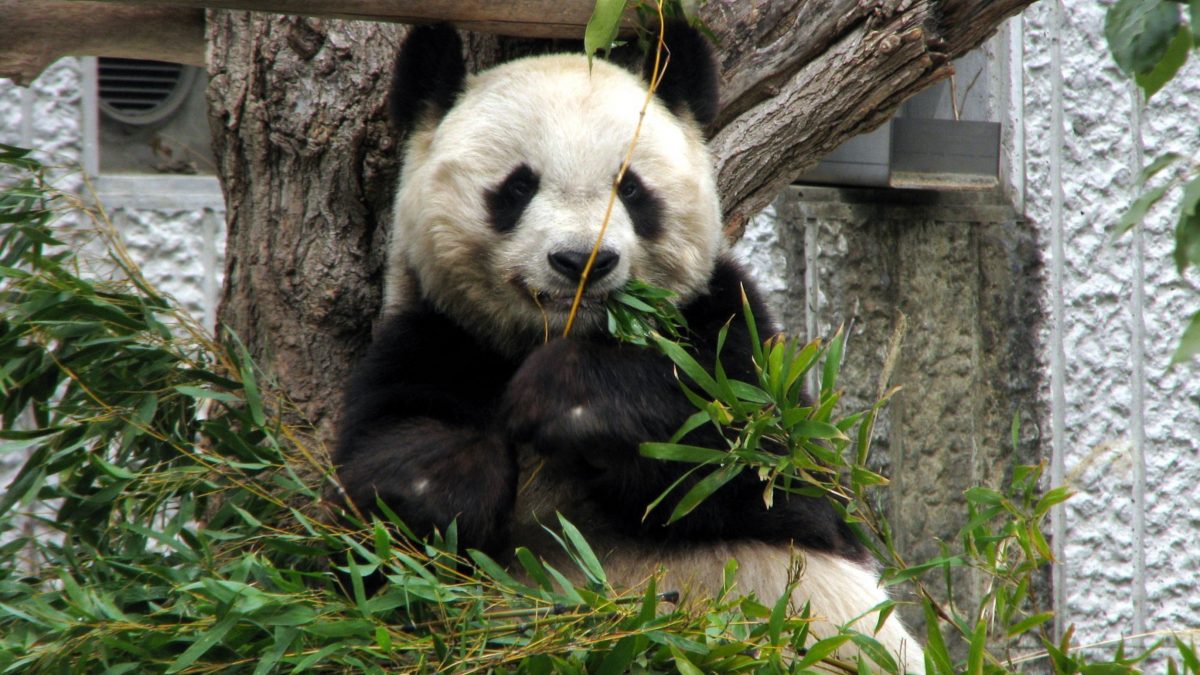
98,58 -> 196,125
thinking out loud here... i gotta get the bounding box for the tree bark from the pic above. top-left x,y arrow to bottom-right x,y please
205,0 -> 1033,446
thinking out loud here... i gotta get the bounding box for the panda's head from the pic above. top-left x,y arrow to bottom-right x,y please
386,23 -> 722,355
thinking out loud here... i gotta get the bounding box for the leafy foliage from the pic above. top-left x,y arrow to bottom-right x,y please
1105,1 -> 1200,364
2,146 -> 1195,672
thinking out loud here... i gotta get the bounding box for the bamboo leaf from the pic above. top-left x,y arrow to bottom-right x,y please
1008,611 -> 1055,637
166,613 -> 239,673
640,442 -> 729,464
1112,182 -> 1172,240
666,464 -> 741,524
584,0 -> 627,64
556,513 -> 607,585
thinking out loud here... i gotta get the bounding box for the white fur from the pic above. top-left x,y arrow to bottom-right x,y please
387,55 -> 723,355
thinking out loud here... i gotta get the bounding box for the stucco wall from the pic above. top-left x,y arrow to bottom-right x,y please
1020,0 -> 1200,646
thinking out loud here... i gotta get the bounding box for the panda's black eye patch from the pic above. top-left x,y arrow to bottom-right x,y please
617,170 -> 663,239
487,164 -> 540,234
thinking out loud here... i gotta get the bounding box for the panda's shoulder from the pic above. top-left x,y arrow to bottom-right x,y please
348,303 -> 512,394
681,256 -> 774,333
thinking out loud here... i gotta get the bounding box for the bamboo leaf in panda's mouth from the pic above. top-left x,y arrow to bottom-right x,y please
604,279 -> 688,346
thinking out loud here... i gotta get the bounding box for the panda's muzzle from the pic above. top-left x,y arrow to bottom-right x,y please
547,249 -> 619,284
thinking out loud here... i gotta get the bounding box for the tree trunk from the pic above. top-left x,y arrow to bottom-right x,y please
205,0 -> 1033,449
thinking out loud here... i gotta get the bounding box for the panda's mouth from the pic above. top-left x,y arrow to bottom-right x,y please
511,278 -> 607,314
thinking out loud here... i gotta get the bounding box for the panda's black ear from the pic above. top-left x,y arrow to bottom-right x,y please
644,21 -> 719,129
390,24 -> 467,134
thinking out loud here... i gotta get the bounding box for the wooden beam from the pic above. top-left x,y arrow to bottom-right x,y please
69,0 -> 616,36
0,2 -> 204,85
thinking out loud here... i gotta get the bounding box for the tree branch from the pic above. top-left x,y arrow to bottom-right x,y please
708,0 -> 1032,237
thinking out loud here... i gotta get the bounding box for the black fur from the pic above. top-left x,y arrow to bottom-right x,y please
618,170 -> 664,239
335,258 -> 865,562
486,164 -> 540,234
644,21 -> 720,129
390,24 -> 467,134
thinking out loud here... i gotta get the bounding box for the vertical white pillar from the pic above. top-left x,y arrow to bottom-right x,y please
1127,83 -> 1149,638
1047,0 -> 1068,640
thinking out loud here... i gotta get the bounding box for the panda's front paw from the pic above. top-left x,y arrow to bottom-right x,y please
502,338 -> 615,465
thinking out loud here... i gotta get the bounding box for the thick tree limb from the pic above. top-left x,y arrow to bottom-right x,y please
707,0 -> 1032,237
0,2 -> 203,86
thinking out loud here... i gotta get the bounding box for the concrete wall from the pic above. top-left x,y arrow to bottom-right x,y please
734,187 -> 1047,641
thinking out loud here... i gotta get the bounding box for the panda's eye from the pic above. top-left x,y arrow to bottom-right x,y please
617,173 -> 641,200
616,169 -> 663,239
506,176 -> 535,199
486,164 -> 540,234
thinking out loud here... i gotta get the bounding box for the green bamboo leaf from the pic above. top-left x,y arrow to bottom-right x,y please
667,410 -> 712,443
640,442 -> 728,464
1172,310 -> 1200,365
820,328 -> 844,397
966,618 -> 987,675
671,649 -> 705,675
467,549 -> 523,589
728,379 -> 771,404
515,547 -> 555,591
584,0 -> 627,64
885,555 -> 965,584
1174,210 -> 1200,274
784,416 -> 847,440
963,486 -> 1004,505
851,633 -> 898,673
740,285 -> 764,367
792,634 -> 852,669
597,635 -> 640,675
923,602 -> 955,675
1034,486 -> 1074,516
556,513 -> 607,585
239,348 -> 266,427
174,385 -> 242,403
1112,182 -> 1172,240
1174,175 -> 1200,274
1008,611 -> 1055,637
1176,636 -> 1200,670
650,333 -> 721,399
166,613 -> 238,673
1140,152 -> 1183,183
666,463 -> 741,524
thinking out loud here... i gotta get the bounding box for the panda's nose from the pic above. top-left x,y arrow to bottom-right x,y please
547,249 -> 620,283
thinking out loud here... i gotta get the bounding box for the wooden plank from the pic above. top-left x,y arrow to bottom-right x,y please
67,0 -> 624,37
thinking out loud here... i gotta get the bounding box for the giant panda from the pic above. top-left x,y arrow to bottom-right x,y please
335,22 -> 923,672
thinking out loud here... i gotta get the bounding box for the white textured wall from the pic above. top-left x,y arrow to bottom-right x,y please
1017,0 -> 1199,648
0,60 -> 226,330
0,59 -> 83,166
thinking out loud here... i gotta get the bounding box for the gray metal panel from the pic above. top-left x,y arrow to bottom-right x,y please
888,117 -> 1000,189
794,123 -> 890,187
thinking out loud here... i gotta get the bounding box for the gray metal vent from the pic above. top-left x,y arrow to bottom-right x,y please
97,58 -> 197,126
